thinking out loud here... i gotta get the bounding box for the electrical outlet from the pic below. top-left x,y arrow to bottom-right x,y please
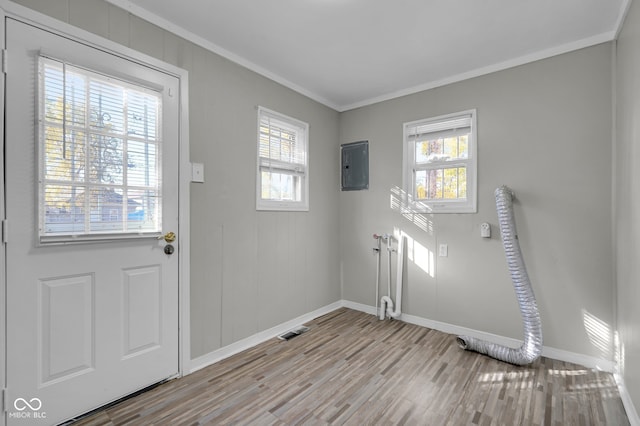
438,243 -> 448,257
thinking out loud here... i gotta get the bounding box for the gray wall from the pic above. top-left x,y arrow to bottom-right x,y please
616,0 -> 640,413
340,43 -> 614,359
10,0 -> 342,359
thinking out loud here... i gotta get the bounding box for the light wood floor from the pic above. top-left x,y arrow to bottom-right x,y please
72,308 -> 629,425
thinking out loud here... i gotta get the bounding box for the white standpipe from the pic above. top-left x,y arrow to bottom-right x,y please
372,234 -> 382,318
386,236 -> 392,300
379,234 -> 405,320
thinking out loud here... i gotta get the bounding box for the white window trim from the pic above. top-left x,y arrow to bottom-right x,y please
402,109 -> 477,214
256,106 -> 309,211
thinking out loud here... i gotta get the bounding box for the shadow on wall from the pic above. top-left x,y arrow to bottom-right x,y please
390,186 -> 434,236
388,186 -> 436,279
582,309 -> 615,362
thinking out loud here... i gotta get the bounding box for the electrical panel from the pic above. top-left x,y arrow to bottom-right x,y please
341,140 -> 369,191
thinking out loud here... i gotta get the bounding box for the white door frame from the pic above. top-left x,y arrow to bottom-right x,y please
0,2 -> 192,422
0,5 -> 5,426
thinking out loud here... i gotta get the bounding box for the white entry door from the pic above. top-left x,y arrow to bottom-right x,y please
5,18 -> 180,425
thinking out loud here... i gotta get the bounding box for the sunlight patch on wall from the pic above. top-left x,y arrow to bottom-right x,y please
390,186 -> 434,235
615,330 -> 624,376
582,309 -> 613,360
403,233 -> 435,278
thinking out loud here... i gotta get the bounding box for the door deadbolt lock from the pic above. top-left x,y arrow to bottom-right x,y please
164,244 -> 175,255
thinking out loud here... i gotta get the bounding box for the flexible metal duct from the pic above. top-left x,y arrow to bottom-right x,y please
456,186 -> 543,365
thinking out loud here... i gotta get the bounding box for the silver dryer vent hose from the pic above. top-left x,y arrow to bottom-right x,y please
456,186 -> 542,365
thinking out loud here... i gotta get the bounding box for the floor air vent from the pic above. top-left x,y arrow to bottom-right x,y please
277,326 -> 310,341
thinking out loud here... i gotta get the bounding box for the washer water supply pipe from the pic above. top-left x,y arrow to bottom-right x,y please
372,234 -> 383,318
386,236 -> 392,304
380,234 -> 405,320
456,186 -> 543,365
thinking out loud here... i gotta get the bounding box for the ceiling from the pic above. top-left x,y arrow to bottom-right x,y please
106,0 -> 629,111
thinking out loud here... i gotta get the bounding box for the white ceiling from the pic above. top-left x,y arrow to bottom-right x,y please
107,0 -> 629,111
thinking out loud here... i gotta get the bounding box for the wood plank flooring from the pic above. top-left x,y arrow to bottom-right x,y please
72,308 -> 630,425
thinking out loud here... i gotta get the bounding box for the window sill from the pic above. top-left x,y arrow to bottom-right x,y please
38,231 -> 162,246
408,200 -> 477,214
256,202 -> 309,212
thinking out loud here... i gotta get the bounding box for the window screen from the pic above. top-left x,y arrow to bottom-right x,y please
38,56 -> 163,242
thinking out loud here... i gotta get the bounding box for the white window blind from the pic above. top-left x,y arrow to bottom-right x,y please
38,56 -> 163,242
403,110 -> 477,213
257,107 -> 309,211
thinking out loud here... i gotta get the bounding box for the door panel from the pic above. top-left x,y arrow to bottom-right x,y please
122,265 -> 162,357
5,18 -> 180,425
40,274 -> 95,384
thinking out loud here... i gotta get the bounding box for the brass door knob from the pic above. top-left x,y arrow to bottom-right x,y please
159,231 -> 176,243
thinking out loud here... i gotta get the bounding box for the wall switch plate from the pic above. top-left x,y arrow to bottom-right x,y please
438,243 -> 448,257
191,162 -> 205,183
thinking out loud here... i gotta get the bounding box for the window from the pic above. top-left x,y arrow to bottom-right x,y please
403,110 -> 477,213
38,56 -> 163,242
257,107 -> 309,211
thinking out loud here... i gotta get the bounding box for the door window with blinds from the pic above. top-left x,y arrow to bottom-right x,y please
257,107 -> 309,211
38,56 -> 163,243
403,110 -> 477,213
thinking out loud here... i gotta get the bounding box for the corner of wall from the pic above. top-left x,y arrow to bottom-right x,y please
615,374 -> 640,426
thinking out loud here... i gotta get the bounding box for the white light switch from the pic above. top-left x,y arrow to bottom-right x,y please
438,243 -> 448,257
191,162 -> 205,183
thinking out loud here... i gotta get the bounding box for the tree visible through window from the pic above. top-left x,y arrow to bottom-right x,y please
403,110 -> 477,213
414,134 -> 468,200
257,107 -> 309,211
39,56 -> 163,241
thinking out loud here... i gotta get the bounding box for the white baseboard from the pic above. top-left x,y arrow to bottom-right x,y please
189,301 -> 342,373
342,300 -> 377,316
342,300 -> 615,372
542,346 -> 615,372
192,299 -> 616,373
615,374 -> 640,426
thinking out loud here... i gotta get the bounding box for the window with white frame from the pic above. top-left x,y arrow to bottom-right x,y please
257,107 -> 309,211
403,110 -> 477,213
39,56 -> 163,242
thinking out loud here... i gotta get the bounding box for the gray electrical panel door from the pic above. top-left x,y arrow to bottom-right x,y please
341,141 -> 369,191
